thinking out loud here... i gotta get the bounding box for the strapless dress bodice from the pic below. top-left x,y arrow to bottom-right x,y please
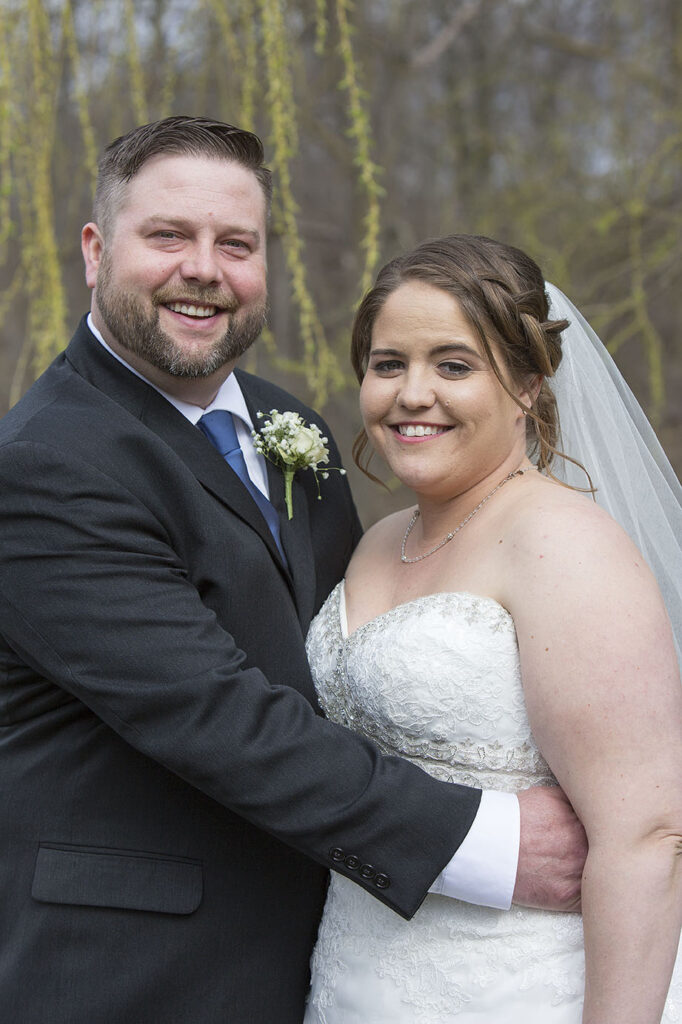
308,581 -> 554,792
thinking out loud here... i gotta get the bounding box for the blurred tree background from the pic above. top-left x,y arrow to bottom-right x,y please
1,0 -> 680,524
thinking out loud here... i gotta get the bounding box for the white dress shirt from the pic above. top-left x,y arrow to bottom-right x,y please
87,314 -> 520,908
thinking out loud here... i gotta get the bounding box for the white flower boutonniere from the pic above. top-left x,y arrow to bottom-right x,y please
252,409 -> 346,519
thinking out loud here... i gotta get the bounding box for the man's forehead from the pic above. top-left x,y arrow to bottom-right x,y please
120,153 -> 265,210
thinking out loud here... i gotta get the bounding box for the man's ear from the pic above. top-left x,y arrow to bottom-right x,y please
81,223 -> 104,289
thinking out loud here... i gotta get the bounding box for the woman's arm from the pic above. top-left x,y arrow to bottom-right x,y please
507,496 -> 682,1024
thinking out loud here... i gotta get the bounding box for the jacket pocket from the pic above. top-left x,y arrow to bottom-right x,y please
31,843 -> 202,915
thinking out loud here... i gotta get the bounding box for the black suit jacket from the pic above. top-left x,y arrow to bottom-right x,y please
0,319 -> 481,1023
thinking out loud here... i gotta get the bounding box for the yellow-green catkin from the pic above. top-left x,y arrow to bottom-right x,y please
61,0 -> 97,188
159,45 -> 178,120
314,0 -> 329,55
335,0 -> 382,300
124,0 -> 148,124
23,0 -> 68,377
0,10 -> 14,257
259,0 -> 337,405
240,0 -> 258,130
206,0 -> 241,72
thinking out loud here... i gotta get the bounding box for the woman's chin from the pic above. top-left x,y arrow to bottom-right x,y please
389,471 -> 452,500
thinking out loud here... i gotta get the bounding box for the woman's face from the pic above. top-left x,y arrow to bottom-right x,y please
359,280 -> 532,501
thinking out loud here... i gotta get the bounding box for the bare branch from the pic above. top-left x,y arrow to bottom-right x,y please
411,0 -> 488,69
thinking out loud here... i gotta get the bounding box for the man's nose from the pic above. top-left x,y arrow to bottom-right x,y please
179,242 -> 222,285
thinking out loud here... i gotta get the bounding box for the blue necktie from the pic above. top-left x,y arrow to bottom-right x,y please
197,411 -> 287,566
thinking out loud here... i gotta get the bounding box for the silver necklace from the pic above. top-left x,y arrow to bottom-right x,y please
400,466 -> 535,564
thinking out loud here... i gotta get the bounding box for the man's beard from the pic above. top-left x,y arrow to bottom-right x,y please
94,253 -> 267,378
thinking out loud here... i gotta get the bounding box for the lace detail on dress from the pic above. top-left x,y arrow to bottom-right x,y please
303,583 -> 682,1023
310,584 -> 555,791
308,877 -> 585,1024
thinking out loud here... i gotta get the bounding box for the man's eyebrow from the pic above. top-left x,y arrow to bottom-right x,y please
140,216 -> 261,244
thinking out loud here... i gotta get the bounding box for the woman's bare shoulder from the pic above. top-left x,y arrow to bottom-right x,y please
506,473 -> 638,556
346,507 -> 413,574
500,473 -> 660,614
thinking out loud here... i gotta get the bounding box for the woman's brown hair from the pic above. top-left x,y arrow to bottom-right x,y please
351,234 -> 592,490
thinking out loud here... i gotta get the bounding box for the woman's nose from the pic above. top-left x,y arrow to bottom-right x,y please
396,370 -> 436,410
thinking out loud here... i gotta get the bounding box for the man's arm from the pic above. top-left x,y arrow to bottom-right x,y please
0,438 -> 478,920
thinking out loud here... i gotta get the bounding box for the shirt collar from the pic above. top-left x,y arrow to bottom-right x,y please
86,312 -> 253,428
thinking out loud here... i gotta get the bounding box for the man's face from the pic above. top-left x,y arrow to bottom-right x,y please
82,153 -> 268,387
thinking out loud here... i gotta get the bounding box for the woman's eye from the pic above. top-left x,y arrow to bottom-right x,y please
371,359 -> 403,374
439,361 -> 470,376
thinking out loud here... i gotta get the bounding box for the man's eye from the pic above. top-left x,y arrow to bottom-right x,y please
224,239 -> 249,250
155,231 -> 179,240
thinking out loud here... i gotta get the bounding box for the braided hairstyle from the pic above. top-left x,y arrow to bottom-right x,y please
351,234 -> 591,488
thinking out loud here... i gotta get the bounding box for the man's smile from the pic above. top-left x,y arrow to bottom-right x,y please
165,301 -> 220,319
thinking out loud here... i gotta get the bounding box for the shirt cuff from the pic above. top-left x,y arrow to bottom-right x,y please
428,790 -> 520,909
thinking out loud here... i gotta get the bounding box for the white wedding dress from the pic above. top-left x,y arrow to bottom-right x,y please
303,581 -> 682,1023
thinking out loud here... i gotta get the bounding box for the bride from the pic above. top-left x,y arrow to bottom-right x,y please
304,235 -> 682,1023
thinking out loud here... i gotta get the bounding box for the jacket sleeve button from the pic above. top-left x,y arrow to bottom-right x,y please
344,854 -> 361,870
359,864 -> 376,879
374,873 -> 391,889
329,847 -> 345,862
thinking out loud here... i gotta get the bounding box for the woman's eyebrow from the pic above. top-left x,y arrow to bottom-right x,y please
369,343 -> 481,357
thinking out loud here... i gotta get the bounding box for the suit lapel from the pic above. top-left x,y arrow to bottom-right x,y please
238,372 -> 317,627
142,400 -> 292,577
64,321 -> 293,597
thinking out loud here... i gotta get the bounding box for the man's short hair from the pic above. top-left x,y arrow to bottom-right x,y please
93,115 -> 272,238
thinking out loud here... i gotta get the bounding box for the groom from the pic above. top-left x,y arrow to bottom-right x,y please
0,116 -> 585,1023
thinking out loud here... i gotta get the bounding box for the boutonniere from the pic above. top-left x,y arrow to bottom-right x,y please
252,409 -> 346,519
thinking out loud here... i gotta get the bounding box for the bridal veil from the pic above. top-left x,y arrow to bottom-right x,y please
545,283 -> 682,662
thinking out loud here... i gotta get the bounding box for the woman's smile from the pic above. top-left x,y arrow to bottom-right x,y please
390,422 -> 454,441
